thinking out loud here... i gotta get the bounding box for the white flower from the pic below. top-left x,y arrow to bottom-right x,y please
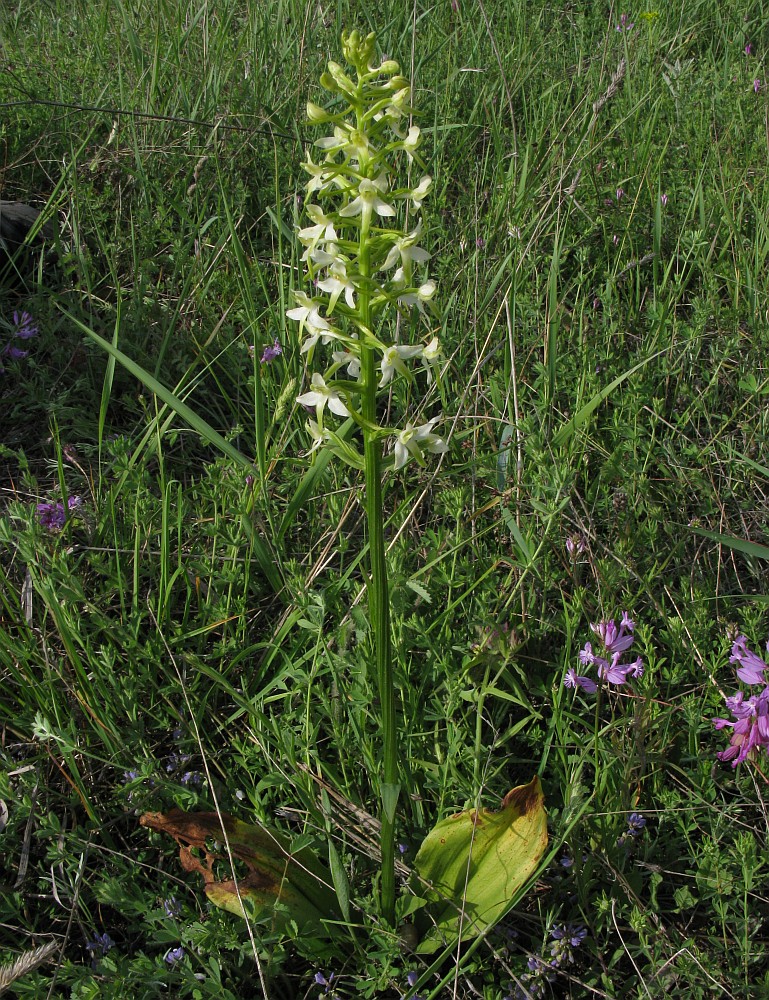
300,322 -> 342,355
398,280 -> 436,314
298,205 -> 337,249
314,126 -> 349,153
401,125 -> 421,161
421,336 -> 441,382
302,152 -> 347,196
393,419 -> 448,470
346,128 -> 372,165
318,261 -> 356,312
339,176 -> 395,225
302,153 -> 331,196
409,175 -> 432,210
422,336 -> 441,363
303,242 -> 340,266
286,291 -> 330,332
332,348 -> 361,379
286,292 -> 341,353
381,220 -> 430,285
378,344 -> 423,387
306,417 -> 332,455
314,123 -> 371,164
296,372 -> 350,418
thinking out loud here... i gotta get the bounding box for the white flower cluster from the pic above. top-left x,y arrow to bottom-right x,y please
289,30 -> 448,472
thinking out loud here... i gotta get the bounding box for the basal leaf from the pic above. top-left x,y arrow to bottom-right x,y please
140,809 -> 340,935
412,776 -> 547,953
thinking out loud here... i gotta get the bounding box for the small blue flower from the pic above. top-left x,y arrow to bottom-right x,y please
314,970 -> 336,992
86,932 -> 115,957
163,896 -> 182,918
164,946 -> 184,964
165,752 -> 191,773
12,311 -> 38,339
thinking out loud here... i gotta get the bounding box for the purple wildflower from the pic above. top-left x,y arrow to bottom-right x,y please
260,338 -> 282,364
515,923 -> 586,999
591,614 -> 635,654
12,311 -> 38,339
548,923 -> 587,968
1,310 -> 39,371
86,932 -> 115,957
559,854 -> 574,868
164,946 -> 185,964
745,43 -> 753,56
407,970 -> 419,987
597,653 -> 644,685
569,614 -> 643,693
660,193 -> 668,206
4,346 -> 29,360
551,923 -> 587,950
527,954 -> 549,974
615,13 -> 634,31
123,769 -> 139,782
181,770 -> 203,786
36,495 -> 82,531
730,636 -> 769,685
754,79 -> 761,93
566,534 -> 585,558
165,752 -> 191,773
315,970 -> 336,993
714,687 -> 769,766
618,811 -> 647,847
616,187 -> 624,201
163,896 -> 182,918
564,667 -> 598,694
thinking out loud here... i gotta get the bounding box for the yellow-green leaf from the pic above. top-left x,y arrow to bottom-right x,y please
412,776 -> 547,953
140,808 -> 340,935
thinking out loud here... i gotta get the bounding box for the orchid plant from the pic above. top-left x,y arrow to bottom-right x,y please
144,36 -> 547,950
288,30 -> 447,925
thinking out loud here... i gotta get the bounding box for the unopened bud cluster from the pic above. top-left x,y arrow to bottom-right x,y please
290,30 -> 447,471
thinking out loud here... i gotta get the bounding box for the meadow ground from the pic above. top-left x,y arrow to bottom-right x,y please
2,1 -> 769,997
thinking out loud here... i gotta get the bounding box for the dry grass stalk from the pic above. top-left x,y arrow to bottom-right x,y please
0,940 -> 60,995
592,58 -> 627,117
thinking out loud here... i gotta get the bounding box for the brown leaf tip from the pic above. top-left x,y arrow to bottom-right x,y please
500,776 -> 542,815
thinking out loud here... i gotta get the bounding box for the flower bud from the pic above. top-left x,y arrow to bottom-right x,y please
342,29 -> 376,71
389,86 -> 412,113
378,59 -> 401,75
327,61 -> 356,96
306,101 -> 330,123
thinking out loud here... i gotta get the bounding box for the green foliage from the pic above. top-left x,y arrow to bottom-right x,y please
3,0 -> 769,997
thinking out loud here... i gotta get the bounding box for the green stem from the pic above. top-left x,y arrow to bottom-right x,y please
359,206 -> 398,928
